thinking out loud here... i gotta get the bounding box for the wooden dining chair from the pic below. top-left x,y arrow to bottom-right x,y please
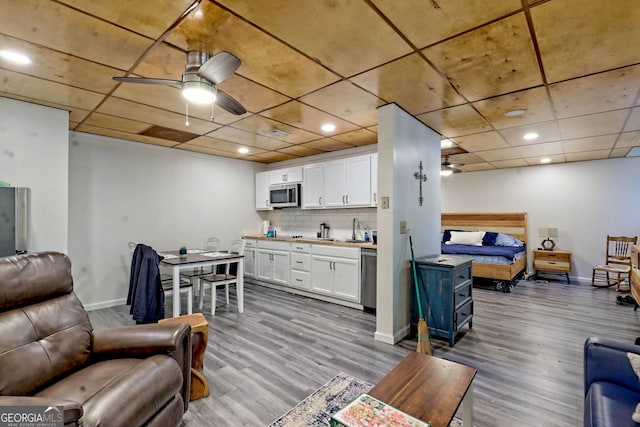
180,237 -> 221,292
198,239 -> 244,315
592,235 -> 638,291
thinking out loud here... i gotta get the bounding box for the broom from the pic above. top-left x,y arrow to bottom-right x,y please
409,235 -> 432,355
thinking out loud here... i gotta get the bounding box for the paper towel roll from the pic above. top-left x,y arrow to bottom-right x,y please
262,220 -> 270,235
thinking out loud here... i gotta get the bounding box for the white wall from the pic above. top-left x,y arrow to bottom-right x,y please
0,98 -> 69,253
68,131 -> 264,309
376,104 -> 441,344
441,156 -> 640,281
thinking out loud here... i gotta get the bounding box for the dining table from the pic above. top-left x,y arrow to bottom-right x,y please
158,249 -> 244,317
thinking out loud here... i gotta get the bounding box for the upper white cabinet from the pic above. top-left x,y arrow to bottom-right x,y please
269,167 -> 303,185
323,155 -> 371,207
370,153 -> 378,206
303,164 -> 324,208
255,152 -> 377,210
255,171 -> 272,210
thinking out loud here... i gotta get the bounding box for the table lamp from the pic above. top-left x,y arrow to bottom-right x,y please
538,227 -> 558,251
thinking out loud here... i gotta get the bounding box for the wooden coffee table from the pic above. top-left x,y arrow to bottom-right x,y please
369,352 -> 476,427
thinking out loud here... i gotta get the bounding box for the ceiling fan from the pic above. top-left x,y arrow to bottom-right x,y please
441,156 -> 463,176
112,50 -> 247,115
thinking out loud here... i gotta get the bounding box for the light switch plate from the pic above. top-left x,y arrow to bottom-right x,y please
381,196 -> 389,209
400,221 -> 407,234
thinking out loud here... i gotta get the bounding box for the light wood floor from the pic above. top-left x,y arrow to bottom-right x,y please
88,279 -> 640,427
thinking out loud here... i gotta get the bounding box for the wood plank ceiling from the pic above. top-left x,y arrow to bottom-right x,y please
1,0 -> 639,171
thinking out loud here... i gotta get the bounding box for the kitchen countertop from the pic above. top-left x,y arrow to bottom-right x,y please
243,234 -> 377,249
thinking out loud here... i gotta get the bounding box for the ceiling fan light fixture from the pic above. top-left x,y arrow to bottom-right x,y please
540,157 -> 551,164
440,168 -> 453,177
182,80 -> 216,105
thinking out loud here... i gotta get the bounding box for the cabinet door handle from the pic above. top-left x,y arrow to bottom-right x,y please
266,199 -> 269,207
319,196 -> 322,205
373,192 -> 377,202
342,195 -> 345,204
296,260 -> 303,264
296,278 -> 302,282
295,246 -> 303,250
345,194 -> 349,204
283,173 -> 287,182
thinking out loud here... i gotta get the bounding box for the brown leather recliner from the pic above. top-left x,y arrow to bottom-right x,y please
0,252 -> 191,427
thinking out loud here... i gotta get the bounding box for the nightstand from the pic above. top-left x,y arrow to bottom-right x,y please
533,250 -> 572,283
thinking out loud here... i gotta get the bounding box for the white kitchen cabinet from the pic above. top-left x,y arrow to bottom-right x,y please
310,245 -> 360,302
255,171 -> 272,210
243,239 -> 257,278
290,242 -> 311,290
322,155 -> 371,207
345,155 -> 372,206
370,153 -> 378,206
269,167 -> 303,185
256,240 -> 290,286
302,164 -> 324,208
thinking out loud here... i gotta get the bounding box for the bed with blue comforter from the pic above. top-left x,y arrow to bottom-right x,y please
441,212 -> 529,290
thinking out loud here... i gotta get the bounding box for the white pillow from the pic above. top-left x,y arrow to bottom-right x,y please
627,353 -> 640,423
446,231 -> 485,246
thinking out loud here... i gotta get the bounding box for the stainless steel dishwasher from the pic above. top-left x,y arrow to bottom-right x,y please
361,247 -> 377,314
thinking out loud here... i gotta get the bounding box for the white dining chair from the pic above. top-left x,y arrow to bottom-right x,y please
198,239 -> 244,315
180,237 -> 221,297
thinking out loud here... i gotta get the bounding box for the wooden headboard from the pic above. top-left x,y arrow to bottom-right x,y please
441,212 -> 528,244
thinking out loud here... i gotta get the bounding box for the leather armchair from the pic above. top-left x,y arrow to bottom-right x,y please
584,337 -> 640,427
0,252 -> 191,427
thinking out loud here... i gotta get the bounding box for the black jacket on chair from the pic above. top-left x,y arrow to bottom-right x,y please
127,243 -> 164,323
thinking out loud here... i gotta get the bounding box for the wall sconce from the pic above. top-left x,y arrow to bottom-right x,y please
538,227 -> 558,251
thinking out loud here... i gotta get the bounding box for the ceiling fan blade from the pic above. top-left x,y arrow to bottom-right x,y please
112,76 -> 182,89
216,89 -> 247,115
197,51 -> 241,84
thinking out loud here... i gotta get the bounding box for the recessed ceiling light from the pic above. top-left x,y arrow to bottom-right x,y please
321,123 -> 336,132
440,139 -> 454,148
0,49 -> 31,65
523,132 -> 539,141
505,109 -> 526,117
238,147 -> 249,154
540,158 -> 551,164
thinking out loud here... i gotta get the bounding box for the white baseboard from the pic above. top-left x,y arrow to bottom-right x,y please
375,323 -> 410,345
84,298 -> 127,311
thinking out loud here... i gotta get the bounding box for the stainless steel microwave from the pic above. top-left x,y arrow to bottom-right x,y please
269,183 -> 300,208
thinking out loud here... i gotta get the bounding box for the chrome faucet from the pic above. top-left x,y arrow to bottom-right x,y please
352,217 -> 359,240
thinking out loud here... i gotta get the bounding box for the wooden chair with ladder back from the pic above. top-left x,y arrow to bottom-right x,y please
592,235 -> 638,292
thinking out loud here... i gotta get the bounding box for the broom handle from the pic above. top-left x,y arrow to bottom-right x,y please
409,235 -> 424,319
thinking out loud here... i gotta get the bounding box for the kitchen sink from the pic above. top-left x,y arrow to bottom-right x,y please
345,239 -> 366,243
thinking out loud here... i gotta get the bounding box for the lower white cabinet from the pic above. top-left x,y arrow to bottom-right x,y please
243,239 -> 257,278
311,245 -> 360,302
256,240 -> 290,286
247,239 -> 361,305
290,242 -> 311,290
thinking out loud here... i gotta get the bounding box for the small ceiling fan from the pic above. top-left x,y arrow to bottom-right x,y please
441,156 -> 463,176
112,50 -> 247,115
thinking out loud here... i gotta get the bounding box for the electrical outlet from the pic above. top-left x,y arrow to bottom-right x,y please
381,196 -> 389,209
400,221 -> 407,234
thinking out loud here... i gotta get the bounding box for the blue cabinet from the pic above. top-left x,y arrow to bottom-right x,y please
411,255 -> 473,347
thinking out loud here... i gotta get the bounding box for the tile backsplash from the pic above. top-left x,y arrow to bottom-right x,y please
258,207 -> 377,241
